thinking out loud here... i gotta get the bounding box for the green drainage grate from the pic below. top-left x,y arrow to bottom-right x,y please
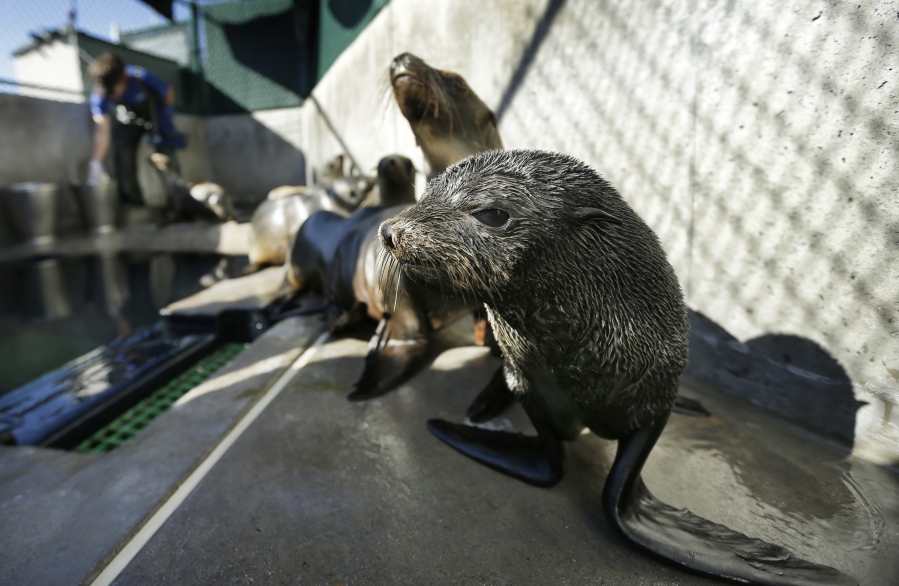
74,343 -> 249,454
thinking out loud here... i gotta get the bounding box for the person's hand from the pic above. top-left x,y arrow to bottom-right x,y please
89,159 -> 107,181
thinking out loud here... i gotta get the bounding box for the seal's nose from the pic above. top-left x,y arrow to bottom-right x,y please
378,157 -> 394,176
392,53 -> 411,70
379,223 -> 395,249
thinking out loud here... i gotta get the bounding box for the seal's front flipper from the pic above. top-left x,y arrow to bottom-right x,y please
671,395 -> 710,417
328,301 -> 369,335
603,419 -> 857,585
350,316 -> 427,401
466,367 -> 516,423
427,412 -> 565,488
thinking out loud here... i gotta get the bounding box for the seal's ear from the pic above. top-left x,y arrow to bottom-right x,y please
567,207 -> 623,226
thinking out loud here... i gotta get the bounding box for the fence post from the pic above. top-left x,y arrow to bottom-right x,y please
188,1 -> 205,114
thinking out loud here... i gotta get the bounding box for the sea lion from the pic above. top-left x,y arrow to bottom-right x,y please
286,154 -> 416,293
288,154 -> 471,398
266,153 -> 349,200
149,153 -> 236,222
247,173 -> 371,268
391,53 -> 503,179
378,150 -> 856,586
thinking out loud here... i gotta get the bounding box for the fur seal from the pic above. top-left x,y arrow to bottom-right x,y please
391,53 -> 503,179
378,149 -> 856,586
149,153 -> 236,222
288,154 -> 471,399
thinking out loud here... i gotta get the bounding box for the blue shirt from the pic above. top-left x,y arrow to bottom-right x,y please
89,65 -> 169,117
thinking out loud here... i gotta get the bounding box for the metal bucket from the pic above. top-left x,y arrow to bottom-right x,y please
76,177 -> 120,234
3,182 -> 59,245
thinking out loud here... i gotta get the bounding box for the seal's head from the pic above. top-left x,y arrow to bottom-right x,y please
379,149 -> 636,302
380,149 -> 688,436
149,152 -> 177,176
320,154 -> 345,188
390,53 -> 503,177
376,154 -> 416,207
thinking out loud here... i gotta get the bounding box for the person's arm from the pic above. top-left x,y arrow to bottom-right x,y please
92,113 -> 111,163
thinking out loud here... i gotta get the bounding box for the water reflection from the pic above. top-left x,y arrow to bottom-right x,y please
0,252 -> 239,395
0,323 -> 213,446
23,258 -> 72,321
89,253 -> 131,338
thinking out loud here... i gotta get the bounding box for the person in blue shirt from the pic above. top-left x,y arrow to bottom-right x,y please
88,52 -> 185,206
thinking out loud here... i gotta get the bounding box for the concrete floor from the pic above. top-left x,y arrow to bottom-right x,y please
1,314 -> 897,585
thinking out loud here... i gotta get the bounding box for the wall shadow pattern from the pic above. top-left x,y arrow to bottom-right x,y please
488,0 -> 897,460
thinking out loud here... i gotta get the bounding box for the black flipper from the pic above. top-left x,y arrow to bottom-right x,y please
604,418 -> 858,585
465,367 -> 516,423
427,398 -> 566,488
671,395 -> 711,417
350,317 -> 391,401
349,315 -> 427,401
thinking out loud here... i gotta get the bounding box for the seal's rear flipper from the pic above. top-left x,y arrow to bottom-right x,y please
604,420 -> 857,585
427,416 -> 565,488
465,367 -> 516,423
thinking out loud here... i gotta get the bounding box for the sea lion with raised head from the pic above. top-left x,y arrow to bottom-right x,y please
391,53 -> 503,179
149,153 -> 236,222
288,154 -> 472,399
378,149 -> 856,585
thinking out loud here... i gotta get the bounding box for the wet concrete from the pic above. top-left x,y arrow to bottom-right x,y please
162,266 -> 288,318
106,318 -> 898,585
0,315 -> 326,586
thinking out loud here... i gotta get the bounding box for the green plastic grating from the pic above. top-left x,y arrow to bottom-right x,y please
74,342 -> 249,454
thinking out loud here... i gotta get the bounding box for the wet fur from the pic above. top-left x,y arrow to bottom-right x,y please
391,53 -> 503,179
381,149 -> 687,437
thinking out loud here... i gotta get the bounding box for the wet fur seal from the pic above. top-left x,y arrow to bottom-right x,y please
149,153 -> 236,222
288,154 -> 472,399
378,149 -> 856,586
391,53 -> 503,179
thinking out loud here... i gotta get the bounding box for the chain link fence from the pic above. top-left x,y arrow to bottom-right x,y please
1,0 -> 390,114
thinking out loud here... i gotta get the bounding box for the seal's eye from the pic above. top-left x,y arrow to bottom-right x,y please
473,209 -> 510,228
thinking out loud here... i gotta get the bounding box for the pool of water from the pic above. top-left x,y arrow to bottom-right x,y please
0,252 -> 246,396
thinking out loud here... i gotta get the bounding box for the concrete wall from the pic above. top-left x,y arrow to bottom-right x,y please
204,109 -> 307,205
250,0 -> 897,464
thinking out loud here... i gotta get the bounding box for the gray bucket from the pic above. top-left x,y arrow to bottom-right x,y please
3,182 -> 59,245
76,177 -> 120,234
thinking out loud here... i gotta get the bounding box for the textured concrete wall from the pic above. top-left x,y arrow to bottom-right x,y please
275,0 -> 897,464
204,109 -> 307,205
